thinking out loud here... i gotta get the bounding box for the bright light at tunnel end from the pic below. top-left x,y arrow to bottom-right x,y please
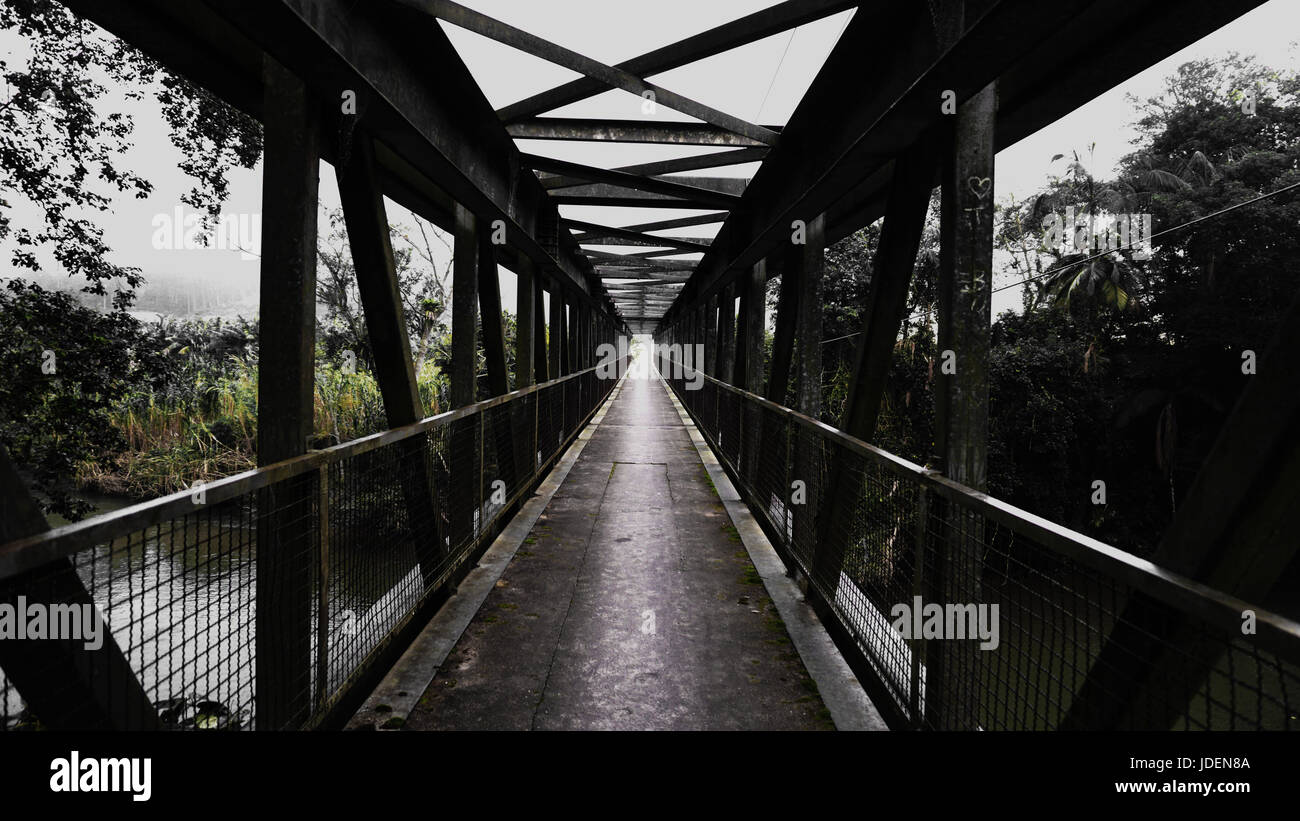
596,338 -> 705,389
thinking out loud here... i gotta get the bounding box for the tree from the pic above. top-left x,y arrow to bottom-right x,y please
1,1 -> 260,518
0,281 -> 144,518
315,207 -> 453,371
0,0 -> 260,303
983,54 -> 1300,553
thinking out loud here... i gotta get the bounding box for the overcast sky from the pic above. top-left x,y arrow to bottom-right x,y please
3,0 -> 1298,324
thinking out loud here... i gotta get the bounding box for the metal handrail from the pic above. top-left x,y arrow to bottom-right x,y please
662,359 -> 1300,662
0,363 -> 612,579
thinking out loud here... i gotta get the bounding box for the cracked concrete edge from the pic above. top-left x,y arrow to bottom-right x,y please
660,376 -> 889,732
346,375 -> 627,731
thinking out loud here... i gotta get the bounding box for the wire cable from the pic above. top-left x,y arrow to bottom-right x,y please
820,177 -> 1300,344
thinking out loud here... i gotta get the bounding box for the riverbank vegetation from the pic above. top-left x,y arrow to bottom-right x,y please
0,282 -> 460,514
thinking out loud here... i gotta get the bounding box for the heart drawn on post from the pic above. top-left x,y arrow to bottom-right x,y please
967,176 -> 992,200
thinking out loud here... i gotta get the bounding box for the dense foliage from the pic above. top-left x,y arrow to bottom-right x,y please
822,55 -> 1300,555
1,0 -> 260,516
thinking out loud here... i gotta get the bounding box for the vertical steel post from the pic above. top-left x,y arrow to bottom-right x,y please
255,55 -> 319,730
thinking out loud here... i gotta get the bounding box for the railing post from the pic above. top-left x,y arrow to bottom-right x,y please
315,463 -> 330,712
478,409 -> 485,540
783,408 -> 795,556
910,472 -> 937,729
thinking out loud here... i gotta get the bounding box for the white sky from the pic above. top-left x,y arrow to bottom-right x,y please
3,0 -> 1298,323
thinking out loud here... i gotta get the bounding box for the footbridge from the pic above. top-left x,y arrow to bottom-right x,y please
2,0 -> 1298,731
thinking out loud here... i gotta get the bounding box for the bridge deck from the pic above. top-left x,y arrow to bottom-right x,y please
403,375 -> 834,730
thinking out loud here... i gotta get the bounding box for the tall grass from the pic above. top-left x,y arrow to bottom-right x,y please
79,351 -> 446,500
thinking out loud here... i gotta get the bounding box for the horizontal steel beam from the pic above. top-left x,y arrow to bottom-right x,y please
507,118 -> 781,146
572,234 -> 712,250
523,153 -> 743,207
538,147 -> 767,189
564,219 -> 710,253
573,212 -> 729,241
552,184 -> 737,208
588,251 -> 699,269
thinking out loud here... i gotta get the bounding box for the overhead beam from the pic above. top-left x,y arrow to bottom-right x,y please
600,272 -> 693,281
663,0 -> 942,312
522,153 -> 742,207
625,249 -> 706,260
539,147 -> 767,189
574,212 -> 729,240
550,181 -> 742,209
573,234 -> 711,250
397,0 -> 778,144
497,0 -> 859,122
564,219 -> 710,253
587,250 -> 698,269
819,0 -> 1266,247
507,119 -> 778,146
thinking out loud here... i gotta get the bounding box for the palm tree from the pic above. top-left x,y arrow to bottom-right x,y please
1030,147 -> 1219,313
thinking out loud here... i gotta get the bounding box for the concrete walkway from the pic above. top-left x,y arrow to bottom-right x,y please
403,374 -> 836,730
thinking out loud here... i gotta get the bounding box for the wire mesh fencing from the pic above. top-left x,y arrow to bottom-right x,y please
661,362 -> 1300,730
0,362 -> 622,731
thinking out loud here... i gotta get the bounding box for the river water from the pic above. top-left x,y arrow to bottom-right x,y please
2,493 -> 426,730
